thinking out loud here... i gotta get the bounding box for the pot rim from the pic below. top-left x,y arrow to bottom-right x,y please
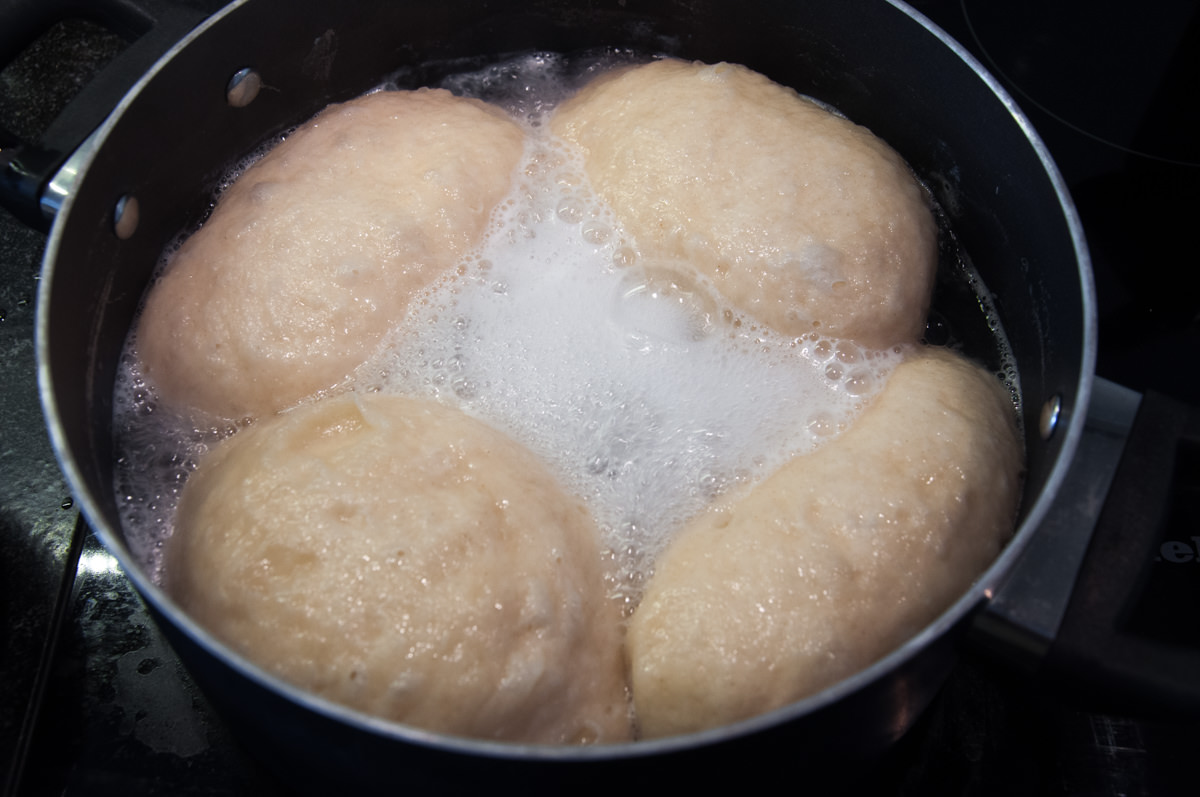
34,0 -> 1098,762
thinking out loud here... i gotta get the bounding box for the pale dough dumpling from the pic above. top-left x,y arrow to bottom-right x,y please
137,89 -> 527,421
163,393 -> 632,744
551,60 -> 937,348
627,347 -> 1021,738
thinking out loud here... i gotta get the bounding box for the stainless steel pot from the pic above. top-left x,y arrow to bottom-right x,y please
6,0 -> 1188,791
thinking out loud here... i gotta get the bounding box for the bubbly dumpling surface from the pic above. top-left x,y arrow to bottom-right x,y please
137,88 -> 527,421
626,347 -> 1022,738
551,59 -> 937,349
163,393 -> 632,744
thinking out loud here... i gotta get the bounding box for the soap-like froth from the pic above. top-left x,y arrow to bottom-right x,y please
136,88 -> 526,421
551,59 -> 938,348
626,347 -> 1022,738
162,392 -> 632,744
364,140 -> 903,610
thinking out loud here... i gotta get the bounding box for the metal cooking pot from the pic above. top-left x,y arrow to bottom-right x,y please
3,0 -> 1195,791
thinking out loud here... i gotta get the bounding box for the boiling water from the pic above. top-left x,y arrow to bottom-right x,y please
112,53 -> 1016,609
355,136 -> 902,605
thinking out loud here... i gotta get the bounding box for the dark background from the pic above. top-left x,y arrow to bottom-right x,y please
2,0 -> 1197,794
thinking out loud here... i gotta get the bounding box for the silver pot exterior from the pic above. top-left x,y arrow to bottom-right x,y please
35,0 -> 1094,791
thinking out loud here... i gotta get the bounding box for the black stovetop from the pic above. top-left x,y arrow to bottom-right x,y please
2,1 -> 1198,794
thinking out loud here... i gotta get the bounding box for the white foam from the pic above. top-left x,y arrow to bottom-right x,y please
358,139 -> 901,607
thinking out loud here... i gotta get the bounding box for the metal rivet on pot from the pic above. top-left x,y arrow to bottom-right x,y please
226,67 -> 262,108
1039,394 -> 1062,441
113,194 -> 139,239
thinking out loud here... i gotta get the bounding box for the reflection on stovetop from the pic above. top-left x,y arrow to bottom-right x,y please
2,1 -> 1198,794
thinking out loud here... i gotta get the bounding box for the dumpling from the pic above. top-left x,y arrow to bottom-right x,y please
163,393 -> 631,744
551,59 -> 937,349
626,347 -> 1022,738
137,89 -> 526,420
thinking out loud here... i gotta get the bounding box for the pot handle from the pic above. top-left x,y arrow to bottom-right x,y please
0,0 -> 210,230
973,378 -> 1200,717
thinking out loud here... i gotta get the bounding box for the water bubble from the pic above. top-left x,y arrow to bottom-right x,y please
557,170 -> 583,189
696,469 -> 723,498
612,246 -> 637,268
843,370 -> 874,396
556,196 -> 586,224
835,343 -> 861,364
807,412 -> 838,437
611,264 -> 718,345
581,219 -> 612,245
451,376 -> 478,400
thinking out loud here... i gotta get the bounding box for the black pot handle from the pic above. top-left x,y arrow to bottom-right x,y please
974,379 -> 1200,718
0,0 -> 211,230
1043,389 -> 1200,716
